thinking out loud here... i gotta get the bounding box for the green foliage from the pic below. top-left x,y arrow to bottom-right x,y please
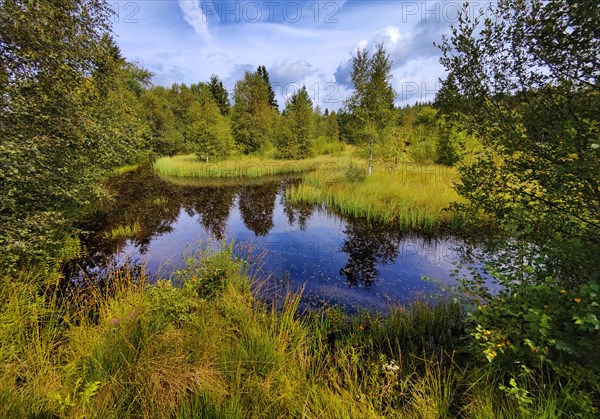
231,71 -> 278,154
438,0 -> 600,403
314,136 -> 345,155
276,86 -> 316,159
347,43 -> 396,175
395,105 -> 440,164
315,108 -> 341,142
141,86 -> 186,156
0,0 -> 147,267
256,65 -> 279,111
207,74 -> 230,115
176,245 -> 242,300
471,275 -> 599,374
186,85 -> 235,162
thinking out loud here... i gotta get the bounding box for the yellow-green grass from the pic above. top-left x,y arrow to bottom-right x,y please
152,196 -> 169,206
157,172 -> 301,188
287,162 -> 465,232
103,220 -> 141,239
153,152 -> 354,179
153,149 -> 463,231
112,163 -> 139,175
0,247 -> 582,417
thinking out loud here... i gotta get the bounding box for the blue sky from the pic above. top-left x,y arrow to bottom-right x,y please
112,1 -> 469,109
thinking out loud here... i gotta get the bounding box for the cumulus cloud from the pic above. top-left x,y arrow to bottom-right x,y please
224,64 -> 256,90
178,0 -> 210,40
333,60 -> 352,88
269,59 -> 316,86
334,18 -> 449,89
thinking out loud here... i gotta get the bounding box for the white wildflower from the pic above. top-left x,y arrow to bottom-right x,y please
383,359 -> 400,375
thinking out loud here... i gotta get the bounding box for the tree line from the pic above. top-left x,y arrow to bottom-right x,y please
141,69 -> 343,162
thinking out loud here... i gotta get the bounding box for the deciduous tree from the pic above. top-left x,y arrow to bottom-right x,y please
437,0 -> 600,402
347,43 -> 396,175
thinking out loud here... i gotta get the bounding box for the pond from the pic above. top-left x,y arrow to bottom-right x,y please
73,168 -> 475,312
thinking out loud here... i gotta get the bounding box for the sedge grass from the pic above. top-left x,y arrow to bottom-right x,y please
153,150 -> 462,232
157,172 -> 301,188
0,247 -> 589,417
112,164 -> 139,175
287,161 -> 465,232
103,220 -> 142,239
153,152 -> 353,179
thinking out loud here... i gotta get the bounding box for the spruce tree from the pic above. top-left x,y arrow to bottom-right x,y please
257,65 -> 279,111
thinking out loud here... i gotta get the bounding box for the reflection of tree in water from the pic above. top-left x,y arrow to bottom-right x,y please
79,169 -> 181,253
280,185 -> 312,230
71,171 -> 313,281
339,218 -> 400,288
185,187 -> 235,240
238,183 -> 278,236
69,168 -> 183,279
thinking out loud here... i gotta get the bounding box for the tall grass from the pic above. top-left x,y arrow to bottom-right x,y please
153,153 -> 352,179
0,248 -> 586,417
103,220 -> 142,239
288,161 -> 465,232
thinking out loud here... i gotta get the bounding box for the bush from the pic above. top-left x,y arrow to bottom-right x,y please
344,162 -> 366,183
314,136 -> 345,156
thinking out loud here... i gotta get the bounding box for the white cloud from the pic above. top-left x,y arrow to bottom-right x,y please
178,0 -> 210,40
269,59 -> 316,85
113,1 -> 454,107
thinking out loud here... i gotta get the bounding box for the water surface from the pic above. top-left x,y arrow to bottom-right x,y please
76,169 -> 471,311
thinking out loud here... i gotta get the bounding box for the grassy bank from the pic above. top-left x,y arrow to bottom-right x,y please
153,153 -> 351,179
0,247 -> 580,417
288,162 -> 464,232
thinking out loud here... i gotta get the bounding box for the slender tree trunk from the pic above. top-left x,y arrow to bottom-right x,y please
369,138 -> 373,175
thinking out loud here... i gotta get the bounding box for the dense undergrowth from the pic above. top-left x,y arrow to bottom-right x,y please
0,246 -> 589,418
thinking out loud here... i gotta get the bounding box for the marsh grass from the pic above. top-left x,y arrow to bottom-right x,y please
103,220 -> 142,239
153,153 -> 353,179
157,172 -> 301,188
0,246 -> 580,417
153,151 -> 462,232
288,162 -> 465,232
113,164 -> 139,175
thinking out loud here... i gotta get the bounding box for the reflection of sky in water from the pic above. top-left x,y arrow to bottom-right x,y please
109,185 -> 472,312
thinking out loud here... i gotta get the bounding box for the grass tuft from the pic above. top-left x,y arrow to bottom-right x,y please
103,220 -> 142,239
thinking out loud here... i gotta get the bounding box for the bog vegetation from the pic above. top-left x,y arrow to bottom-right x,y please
1,0 -> 598,416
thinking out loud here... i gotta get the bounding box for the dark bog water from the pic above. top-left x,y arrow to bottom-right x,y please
74,168 -> 474,311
